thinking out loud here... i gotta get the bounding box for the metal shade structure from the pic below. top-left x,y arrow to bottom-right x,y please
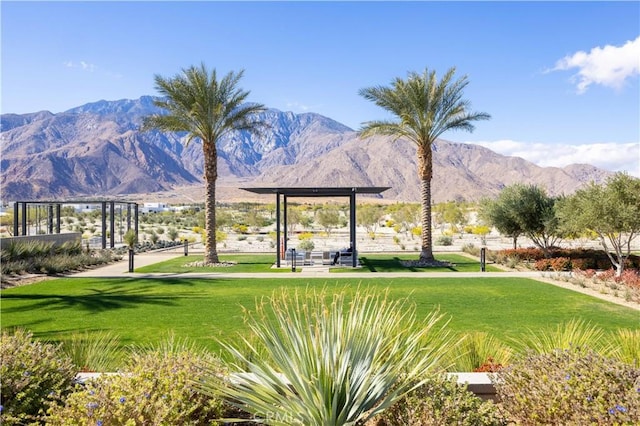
12,200 -> 139,249
241,187 -> 390,267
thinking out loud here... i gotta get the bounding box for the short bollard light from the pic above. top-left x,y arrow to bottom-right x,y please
291,248 -> 296,272
480,247 -> 486,272
184,239 -> 189,256
128,248 -> 134,273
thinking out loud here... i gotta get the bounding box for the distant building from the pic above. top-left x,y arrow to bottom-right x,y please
141,202 -> 169,214
70,204 -> 101,213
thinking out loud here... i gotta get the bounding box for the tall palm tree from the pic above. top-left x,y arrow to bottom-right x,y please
359,67 -> 490,262
143,64 -> 265,264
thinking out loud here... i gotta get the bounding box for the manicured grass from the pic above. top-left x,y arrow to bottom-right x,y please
337,253 -> 503,273
1,276 -> 637,358
134,254 -> 288,273
135,253 -> 501,273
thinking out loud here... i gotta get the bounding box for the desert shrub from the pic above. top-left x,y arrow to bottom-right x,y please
232,224 -> 249,234
494,348 -> 640,425
167,227 -> 179,241
534,258 -> 552,271
2,240 -> 54,261
571,257 -> 596,270
511,319 -> 612,356
373,374 -> 506,425
461,243 -> 479,256
215,229 -> 226,243
447,332 -> 512,373
0,329 -> 77,425
1,249 -> 118,277
498,248 -> 544,262
148,230 -> 159,244
298,239 -> 315,251
47,338 -> 225,425
618,269 -> 640,289
60,331 -> 123,372
436,235 -> 453,246
550,257 -> 571,271
237,234 -> 247,241
297,231 -> 313,240
609,329 -> 640,366
535,257 -> 572,271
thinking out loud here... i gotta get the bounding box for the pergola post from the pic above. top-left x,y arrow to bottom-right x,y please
48,204 -> 54,234
109,201 -> 115,248
21,202 -> 27,236
350,190 -> 357,267
101,202 -> 107,249
134,203 -> 139,239
283,195 -> 288,255
55,204 -> 61,233
275,192 -> 281,268
13,202 -> 19,236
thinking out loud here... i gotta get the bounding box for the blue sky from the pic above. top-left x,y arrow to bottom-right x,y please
2,1 -> 639,176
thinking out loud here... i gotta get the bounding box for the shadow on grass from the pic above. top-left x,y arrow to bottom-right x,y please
1,282 -> 182,313
359,256 -> 460,272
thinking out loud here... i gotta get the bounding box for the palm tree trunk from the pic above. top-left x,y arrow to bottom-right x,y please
203,142 -> 219,264
420,178 -> 434,261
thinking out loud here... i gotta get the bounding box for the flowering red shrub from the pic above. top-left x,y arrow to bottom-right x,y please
570,258 -> 596,270
500,248 -> 545,261
550,257 -> 571,271
617,270 -> 640,289
534,259 -> 551,271
474,357 -> 503,373
496,247 -> 640,272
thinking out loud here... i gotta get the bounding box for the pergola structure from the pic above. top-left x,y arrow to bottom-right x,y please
12,200 -> 139,249
240,187 -> 390,267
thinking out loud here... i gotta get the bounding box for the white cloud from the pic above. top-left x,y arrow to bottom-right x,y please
466,140 -> 640,177
62,60 -> 96,72
285,101 -> 321,112
549,36 -> 640,93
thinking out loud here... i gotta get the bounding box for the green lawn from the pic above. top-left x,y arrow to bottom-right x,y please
135,254 -> 288,273
1,276 -> 637,358
343,253 -> 503,272
135,253 -> 500,273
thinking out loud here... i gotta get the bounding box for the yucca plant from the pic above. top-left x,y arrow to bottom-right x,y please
511,318 -> 612,356
449,332 -> 513,372
197,286 -> 452,425
609,328 -> 640,365
60,331 -> 122,372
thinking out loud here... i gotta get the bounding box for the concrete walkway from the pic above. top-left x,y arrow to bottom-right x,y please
69,250 -> 639,311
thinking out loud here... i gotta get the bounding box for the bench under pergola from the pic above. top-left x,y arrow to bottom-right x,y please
240,187 -> 390,267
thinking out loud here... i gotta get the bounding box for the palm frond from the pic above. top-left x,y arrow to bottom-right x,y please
359,66 -> 491,147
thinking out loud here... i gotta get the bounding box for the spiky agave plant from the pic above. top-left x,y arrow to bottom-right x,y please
197,286 -> 451,425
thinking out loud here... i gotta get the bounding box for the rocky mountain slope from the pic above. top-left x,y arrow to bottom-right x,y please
0,96 -> 611,202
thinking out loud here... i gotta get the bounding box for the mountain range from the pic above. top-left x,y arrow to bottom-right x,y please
0,96 -> 611,203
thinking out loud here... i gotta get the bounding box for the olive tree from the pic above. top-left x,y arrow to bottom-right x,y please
558,173 -> 640,276
480,184 -> 562,255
